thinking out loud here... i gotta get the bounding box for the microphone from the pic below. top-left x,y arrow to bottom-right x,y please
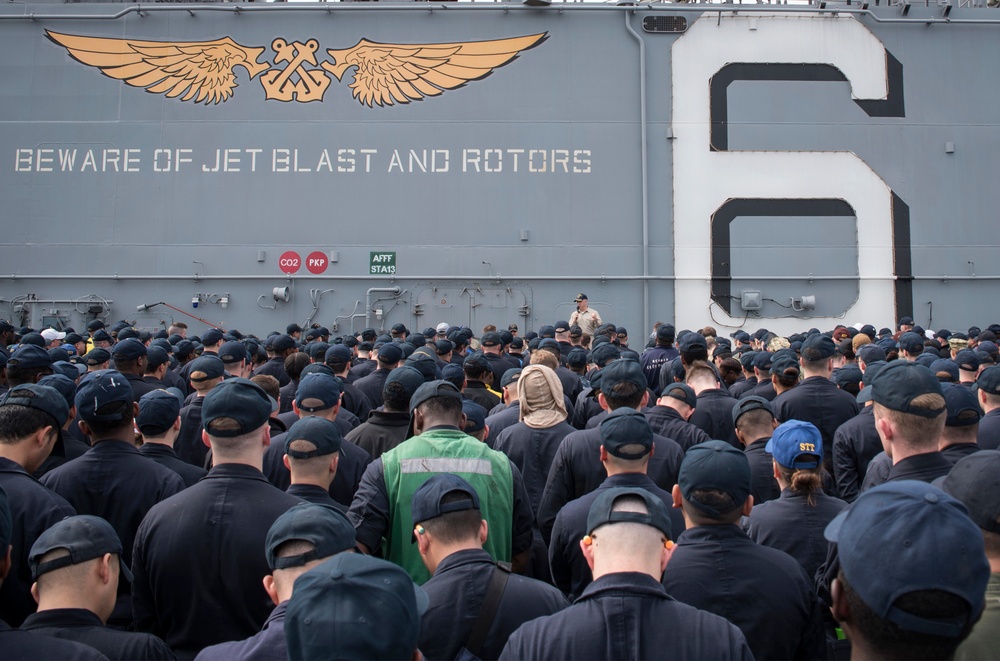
136,302 -> 159,312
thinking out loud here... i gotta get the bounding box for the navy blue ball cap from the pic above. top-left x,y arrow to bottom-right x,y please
201,328 -> 225,346
898,331 -> 925,354
941,383 -> 982,427
408,380 -> 462,415
766,420 -> 823,470
266,502 -> 356,570
29,515 -> 133,583
136,389 -> 182,436
111,338 -> 147,360
871,360 -> 945,418
386,365 -> 429,404
976,365 -> 1000,396
662,383 -> 697,409
856,344 -> 887,365
938,450 -> 1000,535
218,341 -> 247,364
800,334 -> 836,361
679,440 -> 752,517
600,408 -> 654,460
481,331 -> 502,347
929,359 -> 959,383
732,395 -> 772,426
75,370 -> 133,423
295,373 -> 342,413
462,400 -> 487,434
0,383 -> 70,428
272,334 -> 296,353
833,364 -> 863,390
377,342 -> 404,364
188,355 -> 225,383
589,342 -> 621,368
566,348 -> 588,370
84,348 -> 111,367
324,345 -> 353,365
286,553 -> 428,661
7,344 -> 53,371
36,375 -> 77,411
955,349 -> 981,373
678,332 -> 708,354
586,486 -> 672,540
202,377 -> 272,437
500,368 -> 522,389
825,481 -> 989,638
656,324 -> 676,342
463,352 -> 489,371
752,351 -> 774,370
284,417 -> 342,458
600,358 -> 646,392
411,473 -> 481,529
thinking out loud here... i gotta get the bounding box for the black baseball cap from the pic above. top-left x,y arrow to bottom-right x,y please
586,487 -> 672,539
600,358 -> 646,392
84,348 -> 111,367
284,417 -> 342,458
500,368 -> 522,389
111,338 -> 147,361
600,409 -> 654,460
286,554 -> 428,661
201,328 -> 224,346
574,293 -> 588,302
678,333 -> 707,354
188,355 -> 226,382
272,334 -> 296,353
136,389 -> 183,436
391,323 -> 408,335
29,515 -> 133,583
800,334 -> 836,361
325,345 -> 353,365
898,331 -> 925,354
462,401 -> 487,434
976,365 -> 1000,395
7,344 -> 53,371
36,374 -> 78,411
825,481 -> 988,637
0,383 -> 70,428
938,451 -> 1000,534
662,382 -> 697,409
678,440 -> 752,517
408,380 -> 462,415
731,395 -> 772,426
871,360 -> 945,418
955,349 -> 981,373
385,366 -> 426,404
218,341 -> 247,365
75,371 -> 133,422
481,332 -> 502,347
411,473 -> 480,530
266,503 -> 357,570
377,343 -> 404,364
856,344 -> 887,364
941,383 -> 982,427
287,323 -> 303,335
202,378 -> 273,437
295,373 -> 343,413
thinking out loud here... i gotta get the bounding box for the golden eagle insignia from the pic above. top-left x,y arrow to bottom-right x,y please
45,30 -> 547,106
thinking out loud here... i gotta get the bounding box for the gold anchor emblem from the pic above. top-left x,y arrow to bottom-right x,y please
260,38 -> 331,103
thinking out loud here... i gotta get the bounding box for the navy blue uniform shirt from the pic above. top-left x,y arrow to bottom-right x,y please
548,473 -> 685,600
131,463 -> 302,661
192,601 -> 287,661
831,406 -> 881,502
0,619 -> 109,661
662,524 -> 826,661
643,405 -> 712,452
21,608 -> 175,661
499,572 -> 753,661
138,443 -> 207,488
537,424 -> 683,544
263,429 -> 371,508
419,549 -> 569,661
742,487 -> 848,579
0,457 -> 76,626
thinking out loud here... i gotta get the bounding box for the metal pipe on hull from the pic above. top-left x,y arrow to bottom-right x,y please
624,10 -> 651,340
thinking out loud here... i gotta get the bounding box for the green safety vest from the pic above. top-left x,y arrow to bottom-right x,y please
382,427 -> 514,584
